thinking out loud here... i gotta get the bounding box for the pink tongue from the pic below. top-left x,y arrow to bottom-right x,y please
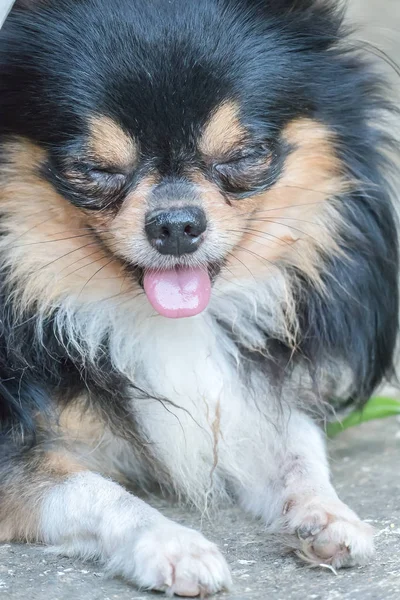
143,267 -> 211,318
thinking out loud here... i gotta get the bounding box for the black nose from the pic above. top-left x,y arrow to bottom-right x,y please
145,206 -> 207,256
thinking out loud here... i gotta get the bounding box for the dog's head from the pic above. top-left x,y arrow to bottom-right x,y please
0,0 -> 398,402
0,0 -> 354,318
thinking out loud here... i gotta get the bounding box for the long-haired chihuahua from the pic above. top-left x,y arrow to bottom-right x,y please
0,0 -> 398,596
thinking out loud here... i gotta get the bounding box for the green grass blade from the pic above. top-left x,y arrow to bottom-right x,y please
327,396 -> 400,437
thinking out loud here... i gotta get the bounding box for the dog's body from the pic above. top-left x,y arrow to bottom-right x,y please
0,0 -> 398,596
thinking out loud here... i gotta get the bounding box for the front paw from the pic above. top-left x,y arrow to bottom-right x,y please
282,495 -> 375,569
112,520 -> 232,597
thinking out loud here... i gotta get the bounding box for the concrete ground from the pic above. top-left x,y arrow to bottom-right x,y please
1,1 -> 400,599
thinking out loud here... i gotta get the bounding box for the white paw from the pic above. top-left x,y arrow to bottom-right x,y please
116,520 -> 232,597
282,495 -> 375,569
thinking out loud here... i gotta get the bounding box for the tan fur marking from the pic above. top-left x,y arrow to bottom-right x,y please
0,450 -> 84,542
88,115 -> 137,167
107,175 -> 157,262
43,452 -> 85,476
224,118 -> 347,282
191,118 -> 347,344
200,101 -> 246,157
0,138 -> 137,313
57,402 -> 135,485
59,401 -> 105,444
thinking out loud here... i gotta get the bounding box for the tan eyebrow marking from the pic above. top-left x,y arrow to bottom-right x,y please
88,115 -> 138,167
199,101 -> 246,157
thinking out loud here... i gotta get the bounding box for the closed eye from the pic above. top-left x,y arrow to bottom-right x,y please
44,157 -> 131,210
80,165 -> 127,184
212,144 -> 274,194
214,144 -> 271,170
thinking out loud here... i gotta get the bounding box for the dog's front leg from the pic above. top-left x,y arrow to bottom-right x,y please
236,410 -> 374,568
0,447 -> 231,596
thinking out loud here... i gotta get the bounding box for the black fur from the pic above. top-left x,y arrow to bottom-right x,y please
0,0 -> 398,443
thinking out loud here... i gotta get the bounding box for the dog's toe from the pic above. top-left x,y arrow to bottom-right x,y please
128,520 -> 232,596
282,495 -> 375,569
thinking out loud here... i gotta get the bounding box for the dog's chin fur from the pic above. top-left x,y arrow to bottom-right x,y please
0,0 -> 398,596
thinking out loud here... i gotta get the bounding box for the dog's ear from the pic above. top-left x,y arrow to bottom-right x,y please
244,0 -> 341,23
265,0 -> 343,50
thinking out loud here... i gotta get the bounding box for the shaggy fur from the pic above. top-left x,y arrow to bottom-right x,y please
0,0 -> 398,596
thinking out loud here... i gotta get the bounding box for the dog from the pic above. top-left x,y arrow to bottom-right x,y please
0,0 -> 398,596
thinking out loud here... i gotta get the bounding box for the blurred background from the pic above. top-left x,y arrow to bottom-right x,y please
349,0 -> 400,48
347,1 -> 400,401
348,0 -> 400,99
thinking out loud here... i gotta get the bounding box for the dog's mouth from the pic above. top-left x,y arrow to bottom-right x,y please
129,262 -> 221,319
96,228 -> 222,318
142,266 -> 211,318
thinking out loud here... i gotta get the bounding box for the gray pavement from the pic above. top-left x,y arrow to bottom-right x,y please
1,417 -> 400,599
1,1 -> 400,598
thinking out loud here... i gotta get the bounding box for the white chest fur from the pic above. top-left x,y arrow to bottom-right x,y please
130,313 -> 247,505
59,284 -> 287,509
